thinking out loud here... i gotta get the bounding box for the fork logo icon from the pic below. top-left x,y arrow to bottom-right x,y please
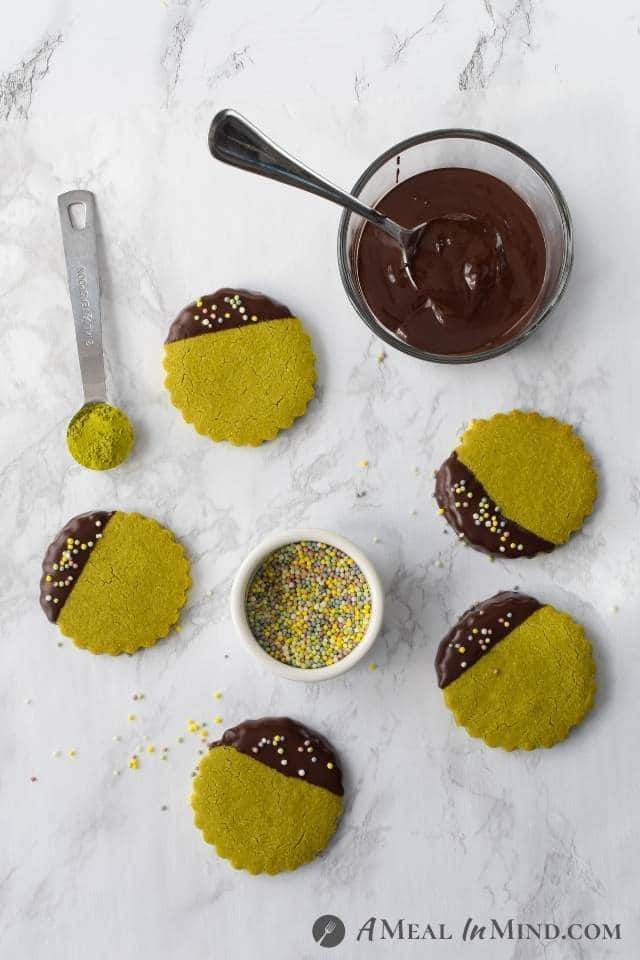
312,915 -> 346,947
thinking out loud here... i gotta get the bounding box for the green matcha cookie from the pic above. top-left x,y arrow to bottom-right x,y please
191,717 -> 343,874
435,411 -> 598,557
435,591 -> 596,750
40,510 -> 191,655
164,288 -> 315,446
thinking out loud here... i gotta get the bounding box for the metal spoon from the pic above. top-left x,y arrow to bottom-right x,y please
58,190 -> 134,470
208,109 -> 427,275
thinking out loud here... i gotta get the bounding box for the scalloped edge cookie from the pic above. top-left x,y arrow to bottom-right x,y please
41,511 -> 191,655
437,593 -> 596,750
164,289 -> 316,446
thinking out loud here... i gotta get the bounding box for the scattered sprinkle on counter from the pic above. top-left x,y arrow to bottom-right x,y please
368,662 -> 378,672
358,459 -> 370,469
246,540 -> 371,669
68,749 -> 77,758
127,713 -> 136,722
129,756 -> 139,770
376,352 -> 386,364
213,691 -> 223,700
214,715 -> 223,725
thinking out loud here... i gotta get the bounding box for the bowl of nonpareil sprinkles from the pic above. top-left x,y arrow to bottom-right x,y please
230,529 -> 384,680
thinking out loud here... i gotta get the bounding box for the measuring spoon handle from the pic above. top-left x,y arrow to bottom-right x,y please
58,190 -> 107,404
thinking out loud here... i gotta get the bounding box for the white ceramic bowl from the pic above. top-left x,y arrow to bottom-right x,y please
230,528 -> 384,682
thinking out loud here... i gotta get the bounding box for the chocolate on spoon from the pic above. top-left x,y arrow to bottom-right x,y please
58,190 -> 134,471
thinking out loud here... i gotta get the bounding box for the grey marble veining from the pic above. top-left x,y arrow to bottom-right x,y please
1,2 -> 639,958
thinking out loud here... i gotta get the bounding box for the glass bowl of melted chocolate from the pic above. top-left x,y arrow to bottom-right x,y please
338,129 -> 572,363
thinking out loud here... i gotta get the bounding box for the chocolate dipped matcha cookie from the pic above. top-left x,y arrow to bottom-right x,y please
164,289 -> 315,446
191,717 -> 343,874
40,511 -> 191,655
436,591 -> 596,750
435,411 -> 598,557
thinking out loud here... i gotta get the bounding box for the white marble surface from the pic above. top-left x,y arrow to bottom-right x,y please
1,2 -> 639,958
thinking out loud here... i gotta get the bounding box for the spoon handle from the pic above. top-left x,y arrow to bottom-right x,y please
209,109 -> 393,231
58,190 -> 107,404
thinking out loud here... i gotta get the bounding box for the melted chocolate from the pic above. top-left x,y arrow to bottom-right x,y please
166,288 -> 292,343
434,452 -> 555,558
435,591 -> 542,688
40,511 -> 114,622
211,717 -> 343,796
356,168 -> 547,355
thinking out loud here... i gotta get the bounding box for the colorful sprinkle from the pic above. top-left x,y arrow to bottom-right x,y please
245,541 -> 372,669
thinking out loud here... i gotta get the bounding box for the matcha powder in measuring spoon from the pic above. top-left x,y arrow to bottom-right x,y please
66,401 -> 134,471
58,190 -> 134,471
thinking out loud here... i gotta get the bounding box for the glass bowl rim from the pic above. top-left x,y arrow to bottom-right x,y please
337,127 -> 574,365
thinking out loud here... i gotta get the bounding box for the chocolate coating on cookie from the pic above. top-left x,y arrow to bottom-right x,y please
435,591 -> 542,688
40,511 -> 115,622
211,717 -> 343,796
166,289 -> 292,343
434,452 -> 555,558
